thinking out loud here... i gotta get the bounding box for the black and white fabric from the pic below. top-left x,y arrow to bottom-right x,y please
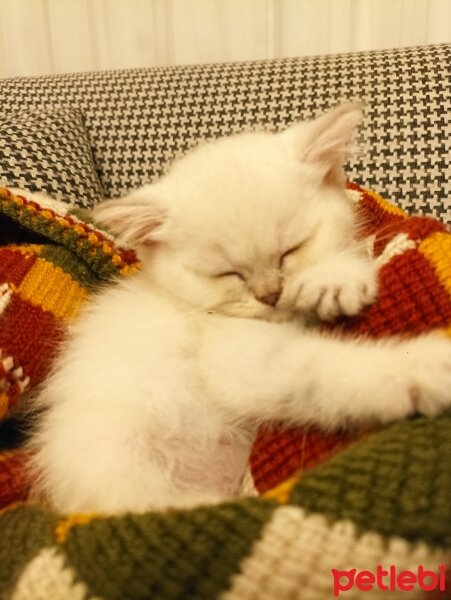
0,107 -> 103,208
0,44 -> 449,222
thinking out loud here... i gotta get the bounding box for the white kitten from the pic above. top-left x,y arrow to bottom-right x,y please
30,103 -> 451,514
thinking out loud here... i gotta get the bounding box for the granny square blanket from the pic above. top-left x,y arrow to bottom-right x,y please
0,184 -> 450,600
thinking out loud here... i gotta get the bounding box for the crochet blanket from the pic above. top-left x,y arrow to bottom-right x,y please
0,184 -> 450,599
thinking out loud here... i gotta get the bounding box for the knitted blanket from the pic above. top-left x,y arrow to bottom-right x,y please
0,184 -> 450,599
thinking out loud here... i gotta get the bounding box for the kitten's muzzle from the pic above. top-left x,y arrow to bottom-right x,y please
258,290 -> 281,307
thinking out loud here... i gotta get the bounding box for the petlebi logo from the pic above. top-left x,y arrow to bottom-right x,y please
331,564 -> 447,596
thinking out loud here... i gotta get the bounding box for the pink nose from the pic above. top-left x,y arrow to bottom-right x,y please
258,291 -> 281,307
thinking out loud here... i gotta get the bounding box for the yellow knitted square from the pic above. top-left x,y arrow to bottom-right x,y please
17,259 -> 86,320
419,232 -> 451,296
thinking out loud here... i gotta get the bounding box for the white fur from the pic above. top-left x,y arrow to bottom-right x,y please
29,103 -> 451,514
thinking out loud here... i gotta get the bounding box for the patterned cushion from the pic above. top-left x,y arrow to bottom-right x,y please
0,107 -> 103,208
0,44 -> 449,223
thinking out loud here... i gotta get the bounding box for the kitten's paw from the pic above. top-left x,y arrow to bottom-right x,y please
291,257 -> 377,320
400,334 -> 451,417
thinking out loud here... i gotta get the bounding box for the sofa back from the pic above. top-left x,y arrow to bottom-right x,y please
0,44 -> 449,222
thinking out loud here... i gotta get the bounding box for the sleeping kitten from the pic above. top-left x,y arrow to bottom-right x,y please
30,102 -> 451,514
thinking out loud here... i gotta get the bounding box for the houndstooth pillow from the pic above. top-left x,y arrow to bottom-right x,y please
0,107 -> 103,208
0,45 -> 449,221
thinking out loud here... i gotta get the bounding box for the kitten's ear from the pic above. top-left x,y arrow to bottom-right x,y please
286,101 -> 363,185
92,188 -> 168,245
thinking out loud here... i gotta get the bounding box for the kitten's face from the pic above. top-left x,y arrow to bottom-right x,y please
94,103 -> 362,321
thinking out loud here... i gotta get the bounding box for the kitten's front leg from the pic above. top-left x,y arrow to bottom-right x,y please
283,250 -> 377,321
199,317 -> 451,430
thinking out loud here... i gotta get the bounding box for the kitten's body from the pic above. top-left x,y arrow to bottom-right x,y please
29,104 -> 451,514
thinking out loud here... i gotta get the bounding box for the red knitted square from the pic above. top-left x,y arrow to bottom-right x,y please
0,293 -> 64,398
0,247 -> 37,287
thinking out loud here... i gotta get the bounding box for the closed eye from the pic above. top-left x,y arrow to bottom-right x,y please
216,271 -> 245,281
279,242 -> 305,267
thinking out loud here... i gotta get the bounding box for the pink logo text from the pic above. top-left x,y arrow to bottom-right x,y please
331,564 -> 447,596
